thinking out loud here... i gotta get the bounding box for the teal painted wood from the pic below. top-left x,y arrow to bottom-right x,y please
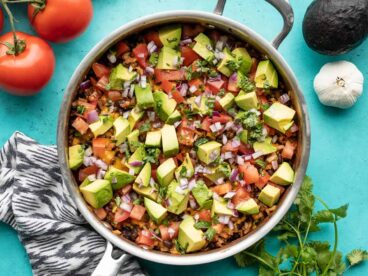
0,1 -> 367,275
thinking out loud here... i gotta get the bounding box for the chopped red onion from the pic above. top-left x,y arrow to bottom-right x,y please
208,74 -> 222,82
252,151 -> 263,159
190,150 -> 197,159
179,178 -> 189,189
216,177 -> 224,185
188,179 -> 197,191
272,135 -> 278,143
129,161 -> 143,167
210,124 -> 218,132
84,147 -> 92,157
223,151 -> 233,160
123,80 -> 131,88
129,84 -> 135,98
167,227 -> 176,239
272,160 -> 279,170
209,150 -> 219,162
137,53 -> 145,58
244,155 -> 252,161
222,135 -> 228,145
290,124 -> 299,133
128,168 -> 135,176
97,169 -> 106,179
189,198 -> 198,209
80,80 -> 91,90
189,85 -> 197,93
236,155 -> 245,165
95,160 -> 108,170
229,72 -> 237,81
147,111 -> 155,121
194,95 -> 202,107
86,110 -> 99,123
193,213 -> 200,221
129,192 -> 137,201
83,156 -> 96,166
153,122 -> 163,128
228,220 -> 234,230
180,83 -> 188,96
215,122 -> 222,130
140,75 -> 147,88
120,202 -> 133,212
279,93 -> 290,104
180,38 -> 192,45
145,66 -> 154,75
215,41 -> 224,51
149,230 -> 162,241
147,41 -> 157,54
230,169 -> 239,182
122,88 -> 129,98
218,215 -> 230,224
231,139 -> 241,148
174,121 -> 181,128
87,174 -> 96,181
107,52 -> 117,63
227,201 -> 235,209
175,186 -> 185,195
224,121 -> 234,130
239,180 -> 246,186
232,210 -> 239,217
224,191 -> 236,199
122,193 -> 131,202
149,177 -> 156,187
212,192 -> 220,201
212,110 -> 221,117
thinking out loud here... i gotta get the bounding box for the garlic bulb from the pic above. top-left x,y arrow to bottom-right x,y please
313,61 -> 364,109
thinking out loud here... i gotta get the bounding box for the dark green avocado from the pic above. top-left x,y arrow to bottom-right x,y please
302,0 -> 368,55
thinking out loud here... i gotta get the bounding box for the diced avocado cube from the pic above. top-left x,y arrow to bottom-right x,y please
109,64 -> 137,90
104,166 -> 135,190
157,46 -> 181,70
166,109 -> 182,124
236,198 -> 260,215
80,178 -> 92,188
263,102 -> 295,134
135,162 -> 151,187
80,179 -> 113,209
178,216 -> 206,253
126,146 -> 145,174
187,96 -> 209,115
113,116 -> 130,146
203,163 -> 231,184
258,184 -> 281,207
89,115 -> 114,137
127,129 -> 140,152
270,162 -> 294,185
175,153 -> 194,180
232,48 -> 252,74
128,107 -> 145,130
153,91 -> 177,121
219,93 -> 235,111
144,197 -> 167,223
239,130 -> 248,144
255,60 -> 278,88
161,124 -> 179,157
69,145 -> 84,170
192,33 -> 215,62
157,158 -> 177,186
133,183 -> 157,201
197,141 -> 221,165
211,198 -> 233,217
192,180 -> 213,209
217,47 -> 236,77
253,137 -> 277,155
135,84 -> 154,110
158,24 -> 182,48
235,91 -> 258,110
166,180 -> 189,215
145,130 -> 162,148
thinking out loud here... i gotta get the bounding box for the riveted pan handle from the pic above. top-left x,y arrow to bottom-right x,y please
213,0 -> 294,49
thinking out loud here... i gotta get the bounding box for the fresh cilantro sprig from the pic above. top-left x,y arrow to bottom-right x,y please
234,176 -> 367,275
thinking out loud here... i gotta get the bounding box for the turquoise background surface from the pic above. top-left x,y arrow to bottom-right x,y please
0,0 -> 367,275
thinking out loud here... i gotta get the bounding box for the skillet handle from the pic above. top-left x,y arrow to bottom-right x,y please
213,0 -> 294,49
91,241 -> 130,276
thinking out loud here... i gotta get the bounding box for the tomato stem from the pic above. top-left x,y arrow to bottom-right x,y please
0,0 -> 26,55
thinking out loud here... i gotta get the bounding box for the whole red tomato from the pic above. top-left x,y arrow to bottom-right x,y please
0,32 -> 55,96
28,0 -> 93,43
0,9 -> 3,32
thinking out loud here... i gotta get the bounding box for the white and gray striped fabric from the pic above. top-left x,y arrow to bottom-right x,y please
0,132 -> 145,276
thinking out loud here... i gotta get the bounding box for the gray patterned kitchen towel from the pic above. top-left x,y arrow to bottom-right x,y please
0,132 -> 145,276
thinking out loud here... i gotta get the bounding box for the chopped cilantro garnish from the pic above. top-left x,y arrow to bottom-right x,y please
226,59 -> 242,71
194,221 -> 212,230
76,105 -> 86,115
149,52 -> 159,66
115,196 -> 121,207
238,74 -> 255,92
139,122 -> 151,133
175,239 -> 188,255
144,148 -> 161,164
194,137 -> 210,151
180,166 -> 188,178
132,198 -> 142,205
255,159 -> 266,169
204,227 -> 216,241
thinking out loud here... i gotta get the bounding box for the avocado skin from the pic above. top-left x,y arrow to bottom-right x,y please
302,0 -> 368,55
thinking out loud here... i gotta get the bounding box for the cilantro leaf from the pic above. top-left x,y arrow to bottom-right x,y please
139,122 -> 151,133
347,249 -> 368,266
204,227 -> 216,241
194,221 -> 211,230
194,137 -> 209,151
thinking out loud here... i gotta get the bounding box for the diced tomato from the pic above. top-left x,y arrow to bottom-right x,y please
211,114 -> 232,124
132,43 -> 149,68
197,209 -> 212,222
239,162 -> 260,184
168,221 -> 180,239
159,225 -> 170,241
72,117 -> 89,135
154,69 -> 185,83
182,24 -> 205,38
171,90 -> 185,104
264,124 -> 276,136
77,100 -> 97,119
199,116 -> 211,132
96,76 -> 109,91
238,144 -> 254,155
144,31 -> 163,47
136,230 -> 155,247
101,150 -> 115,165
92,62 -> 110,78
113,208 -> 130,223
151,169 -> 157,181
249,58 -> 258,80
212,224 -> 224,234
129,205 -> 146,221
108,91 -> 123,101
78,165 -> 99,182
232,187 -> 250,206
94,208 -> 107,220
116,41 -> 130,57
221,141 -> 239,153
282,141 -> 296,159
160,79 -> 176,93
122,184 -> 132,194
177,119 -> 195,146
92,138 -> 110,159
206,79 -> 225,93
181,46 -> 200,66
188,78 -> 203,95
211,183 -> 232,195
214,100 -> 223,112
228,74 -> 240,92
255,173 -> 270,190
